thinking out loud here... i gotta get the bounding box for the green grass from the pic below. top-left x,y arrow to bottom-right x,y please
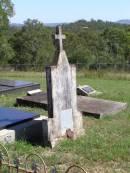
0,71 -> 130,173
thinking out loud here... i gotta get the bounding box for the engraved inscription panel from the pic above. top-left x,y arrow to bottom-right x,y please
60,108 -> 73,135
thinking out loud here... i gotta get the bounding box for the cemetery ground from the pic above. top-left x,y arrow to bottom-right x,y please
0,71 -> 130,173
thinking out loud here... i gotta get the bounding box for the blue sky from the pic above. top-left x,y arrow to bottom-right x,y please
10,0 -> 130,24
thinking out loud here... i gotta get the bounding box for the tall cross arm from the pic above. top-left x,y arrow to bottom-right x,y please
55,26 -> 66,52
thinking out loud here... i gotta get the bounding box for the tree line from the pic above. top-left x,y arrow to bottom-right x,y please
0,0 -> 130,70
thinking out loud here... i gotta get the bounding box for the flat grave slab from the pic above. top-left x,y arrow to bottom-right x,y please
78,96 -> 127,118
0,107 -> 39,129
17,92 -> 48,110
0,79 -> 40,95
16,92 -> 127,118
0,79 -> 34,87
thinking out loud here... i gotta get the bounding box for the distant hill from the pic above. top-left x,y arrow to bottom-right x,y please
10,19 -> 130,29
10,23 -> 23,28
10,23 -> 65,28
117,19 -> 130,25
45,23 -> 66,27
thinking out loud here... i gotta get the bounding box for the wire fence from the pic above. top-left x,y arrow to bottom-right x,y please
0,63 -> 130,72
76,62 -> 130,71
0,143 -> 87,173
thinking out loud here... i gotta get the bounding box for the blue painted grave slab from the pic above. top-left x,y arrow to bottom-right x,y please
0,79 -> 40,95
0,86 -> 11,91
0,107 -> 39,129
0,80 -> 33,87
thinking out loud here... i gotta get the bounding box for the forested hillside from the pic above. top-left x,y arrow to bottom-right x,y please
0,1 -> 130,70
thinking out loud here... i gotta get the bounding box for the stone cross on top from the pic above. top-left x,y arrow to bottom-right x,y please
55,26 -> 66,52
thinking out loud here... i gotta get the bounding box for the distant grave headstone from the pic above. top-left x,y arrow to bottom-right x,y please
46,26 -> 84,147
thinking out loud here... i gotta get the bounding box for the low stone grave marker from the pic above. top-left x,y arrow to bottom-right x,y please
77,85 -> 102,96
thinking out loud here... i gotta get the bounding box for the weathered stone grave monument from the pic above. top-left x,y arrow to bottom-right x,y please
45,26 -> 84,147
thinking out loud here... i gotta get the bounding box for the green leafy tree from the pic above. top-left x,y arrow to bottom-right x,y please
0,0 -> 14,66
0,0 -> 14,31
11,19 -> 55,70
6,19 -> 130,70
64,31 -> 92,68
102,28 -> 128,64
126,28 -> 130,63
0,34 -> 14,65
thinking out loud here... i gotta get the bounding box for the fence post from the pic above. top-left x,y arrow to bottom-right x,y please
0,152 -> 3,172
50,166 -> 57,173
14,157 -> 20,173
